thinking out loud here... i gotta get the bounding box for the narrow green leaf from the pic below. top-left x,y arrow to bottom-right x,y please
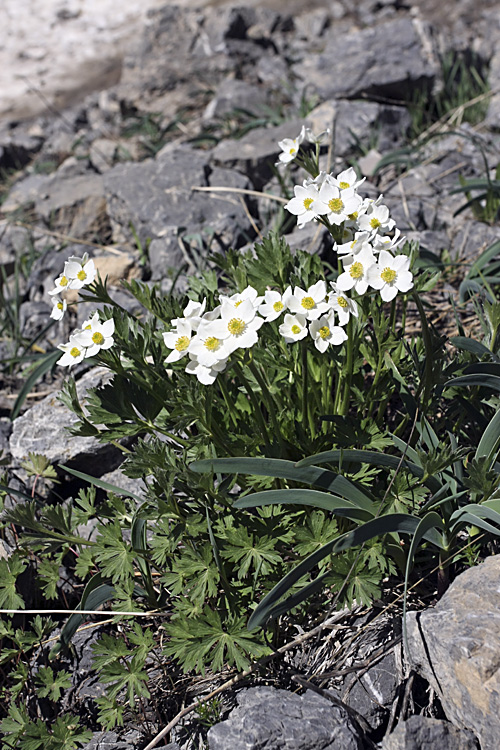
450,336 -> 500,363
60,464 -> 144,505
445,374 -> 500,393
476,409 -> 500,464
11,349 -> 61,420
190,457 -> 374,510
234,489 -> 372,521
56,575 -> 116,652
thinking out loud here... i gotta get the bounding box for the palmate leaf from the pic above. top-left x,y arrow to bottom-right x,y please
0,556 -> 27,610
220,525 -> 281,579
95,522 -> 136,583
164,606 -> 270,673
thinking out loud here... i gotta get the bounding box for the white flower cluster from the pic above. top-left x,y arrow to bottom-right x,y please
47,253 -> 115,367
163,280 -> 358,385
285,167 -> 414,302
276,125 -> 330,164
48,252 -> 96,322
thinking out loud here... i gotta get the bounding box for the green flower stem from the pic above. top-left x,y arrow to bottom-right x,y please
301,340 -> 315,438
412,292 -> 433,411
141,420 -> 190,448
339,317 -> 355,416
218,375 -> 239,429
247,360 -> 285,449
233,361 -> 272,449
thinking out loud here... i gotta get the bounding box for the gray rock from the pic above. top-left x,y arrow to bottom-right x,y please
382,715 -> 478,750
80,731 -> 130,750
343,651 -> 399,730
207,687 -> 365,750
406,555 -> 500,750
104,145 -> 252,280
203,77 -> 272,122
295,17 -> 437,102
9,367 -> 121,471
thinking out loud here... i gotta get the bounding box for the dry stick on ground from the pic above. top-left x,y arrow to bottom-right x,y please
191,186 -> 288,204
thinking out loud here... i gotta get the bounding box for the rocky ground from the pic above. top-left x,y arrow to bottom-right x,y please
1,0 -> 500,748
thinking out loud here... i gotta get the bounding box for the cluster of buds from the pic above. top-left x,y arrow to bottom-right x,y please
48,253 -> 96,321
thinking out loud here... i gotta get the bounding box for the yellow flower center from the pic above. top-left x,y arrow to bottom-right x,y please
370,217 -> 381,230
339,181 -> 350,190
228,318 -> 246,335
301,296 -> 315,310
92,332 -> 105,345
70,347 -> 81,358
348,212 -> 358,221
273,301 -> 284,312
204,337 -> 220,352
328,198 -> 344,213
60,275 -> 69,287
175,335 -> 190,352
289,147 -> 296,155
303,198 -> 314,210
381,267 -> 397,284
57,302 -> 64,310
234,300 -> 243,307
338,296 -> 348,308
319,326 -> 330,339
77,269 -> 87,281
291,325 -> 301,335
349,262 -> 364,279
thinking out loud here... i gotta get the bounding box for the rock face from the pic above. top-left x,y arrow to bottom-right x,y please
382,715 -> 478,750
406,555 -> 500,750
207,687 -> 365,750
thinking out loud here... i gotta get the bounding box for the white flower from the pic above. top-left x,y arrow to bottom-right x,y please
309,312 -> 348,352
366,250 -> 413,302
185,358 -> 228,386
50,297 -> 67,321
327,283 -> 359,326
329,167 -> 365,192
285,183 -> 327,228
219,285 -> 263,310
335,231 -> 372,257
258,288 -> 291,322
304,127 -> 331,144
171,298 -> 207,331
357,201 -> 395,235
163,319 -> 193,363
73,317 -> 115,356
209,300 -> 264,354
279,313 -> 308,343
57,336 -> 87,367
64,255 -> 96,290
286,280 -> 330,321
277,126 -> 306,164
336,245 -> 376,296
49,272 -> 72,296
189,321 -> 232,368
372,228 -> 406,254
316,183 -> 361,226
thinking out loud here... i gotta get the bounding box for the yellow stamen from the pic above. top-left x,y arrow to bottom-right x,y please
60,276 -> 69,287
303,198 -> 314,210
204,337 -> 220,352
234,300 -> 243,307
57,303 -> 63,310
328,198 -> 344,213
92,332 -> 105,345
370,217 -> 381,230
381,267 -> 397,283
338,296 -> 348,308
175,335 -> 190,352
70,347 -> 81,358
291,325 -> 301,335
77,269 -> 87,281
228,318 -> 245,335
349,262 -> 363,279
301,296 -> 315,310
319,326 -> 330,339
339,181 -> 350,190
273,301 -> 284,312
348,212 -> 358,221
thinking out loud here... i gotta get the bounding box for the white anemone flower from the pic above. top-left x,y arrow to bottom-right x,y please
50,297 -> 67,321
366,250 -> 414,302
171,298 -> 207,331
258,287 -> 291,322
329,167 -> 365,192
309,312 -> 348,353
73,317 -> 115,356
163,320 -> 193,363
336,245 -> 376,296
357,201 -> 395,235
335,231 -> 372,257
304,127 -> 331,144
286,280 -> 330,321
57,336 -> 87,367
285,183 -> 327,228
207,300 -> 264,354
277,126 -> 306,164
64,255 -> 96,290
219,285 -> 263,309
279,313 -> 308,343
316,183 -> 361,226
327,283 -> 359,326
372,228 -> 406,254
49,272 -> 72,296
189,321 -> 232,368
185,357 -> 228,386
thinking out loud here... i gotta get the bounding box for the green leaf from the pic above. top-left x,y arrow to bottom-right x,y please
11,349 -> 61,420
35,667 -> 72,701
450,336 -> 499,363
59,464 -> 145,505
190,457 -> 375,511
475,408 -> 500,464
0,556 -> 27,610
445,374 -> 500,393
56,574 -> 116,652
234,488 -> 371,521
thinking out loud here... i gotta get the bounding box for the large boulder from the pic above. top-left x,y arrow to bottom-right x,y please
406,555 -> 500,750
